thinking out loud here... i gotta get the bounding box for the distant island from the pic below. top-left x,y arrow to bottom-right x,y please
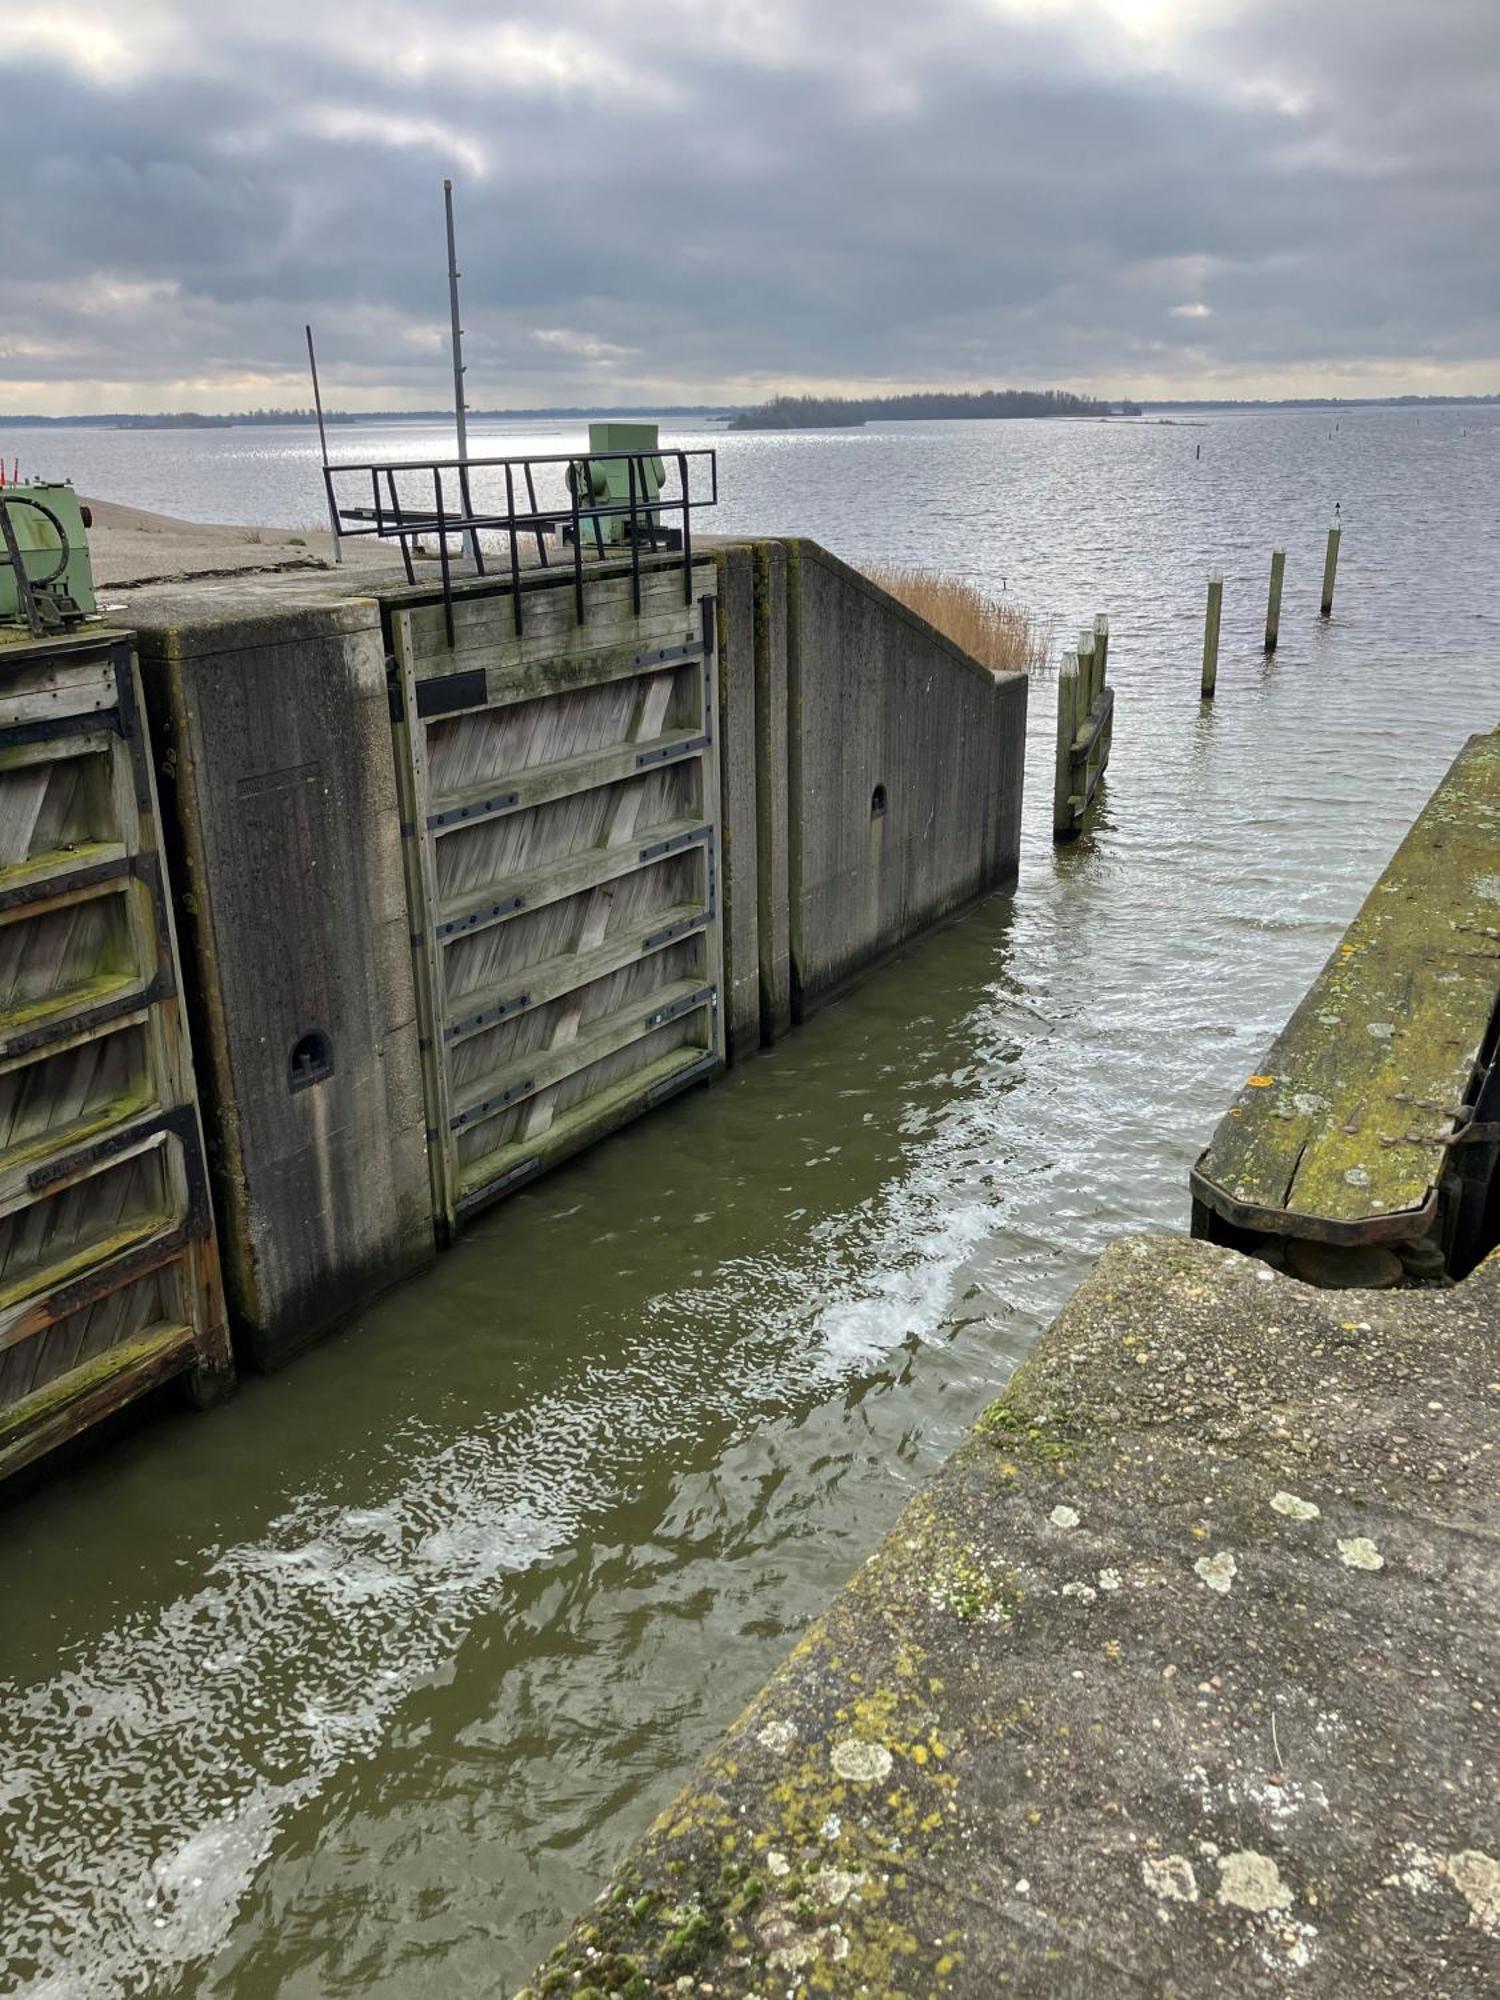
3,393 -> 1496,432
0,405 -> 738,429
113,412 -> 240,429
728,389 -> 1112,430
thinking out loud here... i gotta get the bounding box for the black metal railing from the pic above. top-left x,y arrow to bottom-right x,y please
324,448 -> 718,643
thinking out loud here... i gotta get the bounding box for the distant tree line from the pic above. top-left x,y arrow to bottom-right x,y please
109,408 -> 361,429
728,388 -> 1114,430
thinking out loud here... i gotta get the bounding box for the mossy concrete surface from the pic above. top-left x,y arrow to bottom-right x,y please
1194,728 -> 1500,1240
526,1234 -> 1499,1998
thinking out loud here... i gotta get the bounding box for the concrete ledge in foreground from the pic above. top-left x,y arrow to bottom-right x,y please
525,1234 -> 1499,1998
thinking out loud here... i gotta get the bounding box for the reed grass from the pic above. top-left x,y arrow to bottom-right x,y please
864,566 -> 1049,676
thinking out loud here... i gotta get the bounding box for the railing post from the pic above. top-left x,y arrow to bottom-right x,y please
1264,549 -> 1285,652
1201,573 -> 1223,700
1320,524 -> 1341,618
1053,652 -> 1081,842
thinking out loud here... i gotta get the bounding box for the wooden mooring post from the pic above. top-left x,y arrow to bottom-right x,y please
1264,549 -> 1285,653
1201,572 -> 1223,699
1053,613 -> 1114,843
1320,523 -> 1341,618
1053,652 -> 1081,839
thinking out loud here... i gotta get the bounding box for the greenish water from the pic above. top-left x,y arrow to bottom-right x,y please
3,405 -> 1499,1996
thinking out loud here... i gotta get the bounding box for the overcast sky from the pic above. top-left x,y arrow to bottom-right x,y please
2,0 -> 1495,412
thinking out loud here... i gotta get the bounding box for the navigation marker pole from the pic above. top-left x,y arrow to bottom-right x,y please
305,323 -> 342,564
1320,521 -> 1341,618
444,178 -> 479,567
1201,573 -> 1223,700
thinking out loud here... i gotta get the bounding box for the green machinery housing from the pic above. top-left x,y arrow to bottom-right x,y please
0,483 -> 98,635
567,422 -> 668,545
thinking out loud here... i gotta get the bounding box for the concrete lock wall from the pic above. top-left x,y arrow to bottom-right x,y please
94,536 -> 1027,1379
789,542 -> 1026,1011
712,538 -> 1027,1045
131,581 -> 433,1369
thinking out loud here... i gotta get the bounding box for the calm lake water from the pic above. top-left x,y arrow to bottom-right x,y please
3,408 -> 1498,1996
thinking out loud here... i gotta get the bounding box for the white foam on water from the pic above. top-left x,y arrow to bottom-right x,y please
0,1006 -> 1024,1999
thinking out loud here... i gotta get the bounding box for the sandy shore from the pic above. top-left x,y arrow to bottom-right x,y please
84,497 -> 399,592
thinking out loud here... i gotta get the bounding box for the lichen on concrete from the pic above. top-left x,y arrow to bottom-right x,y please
1194,728 -> 1500,1238
525,1233 -> 1500,1997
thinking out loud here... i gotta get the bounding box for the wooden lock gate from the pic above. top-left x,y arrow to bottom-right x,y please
0,630 -> 230,1480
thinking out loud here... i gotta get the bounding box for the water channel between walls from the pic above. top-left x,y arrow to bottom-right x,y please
0,405 -> 1497,1995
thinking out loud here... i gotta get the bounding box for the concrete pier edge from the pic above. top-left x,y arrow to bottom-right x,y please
524,1233 -> 1499,1997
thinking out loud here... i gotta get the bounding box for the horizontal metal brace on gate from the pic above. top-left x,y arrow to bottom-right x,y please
646,1051 -> 720,1106
634,641 -> 706,671
0,850 -> 132,915
644,983 -> 716,1030
436,893 -> 527,939
25,1102 -> 198,1195
635,733 -> 709,771
443,990 -> 532,1042
0,707 -> 124,754
427,790 -> 520,832
642,907 -> 712,952
0,973 -> 167,1064
639,823 -> 714,863
450,1075 -> 536,1131
455,1155 -> 542,1214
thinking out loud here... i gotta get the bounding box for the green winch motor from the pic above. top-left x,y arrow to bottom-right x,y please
0,482 -> 98,634
566,421 -> 668,545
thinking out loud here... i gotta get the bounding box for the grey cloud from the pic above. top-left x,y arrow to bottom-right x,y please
1,1 -> 1496,408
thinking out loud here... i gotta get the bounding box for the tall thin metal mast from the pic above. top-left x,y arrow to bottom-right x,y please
305,322 -> 342,564
443,178 -> 478,564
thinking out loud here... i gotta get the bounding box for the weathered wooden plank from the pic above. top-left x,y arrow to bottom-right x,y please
442,899 -> 709,1047
0,662 -> 116,728
0,1002 -> 153,1081
451,973 -> 713,1132
0,1319 -> 196,1481
1194,729 -> 1500,1239
437,814 -> 711,944
0,729 -> 114,775
428,726 -> 708,836
0,970 -> 145,1052
456,1039 -> 717,1203
0,840 -> 128,899
402,578 -> 697,663
0,1087 -> 154,1202
399,557 -> 713,667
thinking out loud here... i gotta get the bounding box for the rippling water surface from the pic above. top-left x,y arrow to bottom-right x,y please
2,408 -> 1498,1995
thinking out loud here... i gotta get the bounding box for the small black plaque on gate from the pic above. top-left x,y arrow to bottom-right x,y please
415,668 -> 488,718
